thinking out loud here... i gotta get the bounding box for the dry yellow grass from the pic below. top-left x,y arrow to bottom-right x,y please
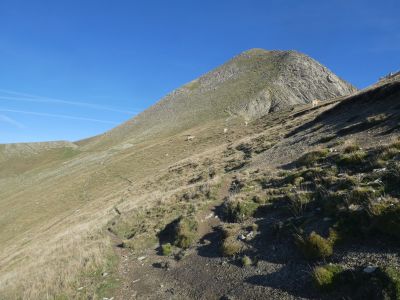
0,117 -> 253,299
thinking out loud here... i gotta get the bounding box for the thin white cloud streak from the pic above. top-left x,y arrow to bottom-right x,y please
0,109 -> 119,125
0,88 -> 137,115
0,114 -> 25,128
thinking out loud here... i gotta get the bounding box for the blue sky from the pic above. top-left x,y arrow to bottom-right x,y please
0,0 -> 399,143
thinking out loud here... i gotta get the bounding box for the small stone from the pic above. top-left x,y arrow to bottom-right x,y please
363,266 -> 377,273
246,231 -> 254,239
102,272 -> 108,277
201,239 -> 211,245
137,256 -> 147,261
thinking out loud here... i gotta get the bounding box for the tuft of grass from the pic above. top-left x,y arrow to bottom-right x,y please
312,264 -> 343,291
295,230 -> 335,260
343,143 -> 360,153
376,143 -> 400,161
313,266 -> 400,298
220,224 -> 243,257
338,150 -> 368,167
173,216 -> 198,249
161,243 -> 172,256
241,255 -> 252,267
348,186 -> 377,205
221,236 -> 242,257
297,149 -> 329,167
370,198 -> 400,240
222,198 -> 259,222
287,192 -> 313,217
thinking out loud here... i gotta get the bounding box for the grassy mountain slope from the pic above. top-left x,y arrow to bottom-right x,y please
4,50 -> 396,299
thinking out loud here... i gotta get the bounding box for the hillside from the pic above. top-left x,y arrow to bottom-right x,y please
2,50 -> 400,300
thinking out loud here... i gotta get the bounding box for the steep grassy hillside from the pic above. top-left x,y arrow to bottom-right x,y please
4,50 -> 396,300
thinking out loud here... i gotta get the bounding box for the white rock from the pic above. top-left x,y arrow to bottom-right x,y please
246,231 -> 254,239
137,256 -> 146,261
205,212 -> 214,219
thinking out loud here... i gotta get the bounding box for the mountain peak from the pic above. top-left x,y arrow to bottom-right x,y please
80,50 -> 357,150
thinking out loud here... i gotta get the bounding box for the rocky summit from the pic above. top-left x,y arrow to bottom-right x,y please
80,49 -> 356,150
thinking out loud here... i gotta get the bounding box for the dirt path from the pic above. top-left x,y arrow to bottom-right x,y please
111,174 -> 303,300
